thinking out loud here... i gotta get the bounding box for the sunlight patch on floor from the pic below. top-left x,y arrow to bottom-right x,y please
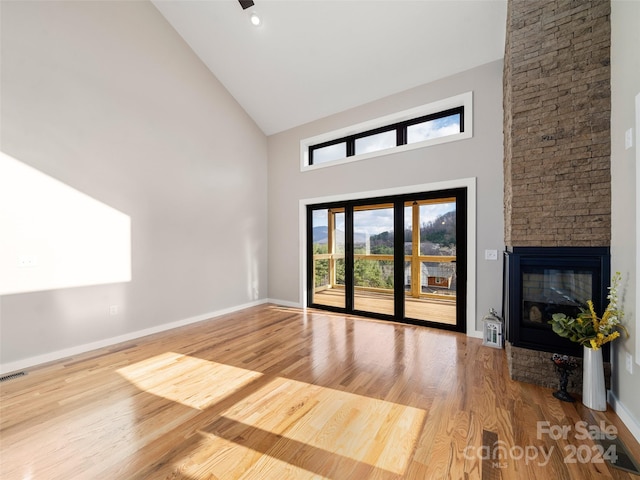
117,352 -> 262,410
219,377 -> 425,476
118,354 -> 424,476
183,431 -> 331,480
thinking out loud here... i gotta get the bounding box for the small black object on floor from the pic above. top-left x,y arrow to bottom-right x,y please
551,354 -> 578,402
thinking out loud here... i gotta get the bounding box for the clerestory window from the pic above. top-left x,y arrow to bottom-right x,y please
301,92 -> 472,171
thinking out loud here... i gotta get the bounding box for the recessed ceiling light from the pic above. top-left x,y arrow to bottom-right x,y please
249,12 -> 261,27
237,0 -> 261,27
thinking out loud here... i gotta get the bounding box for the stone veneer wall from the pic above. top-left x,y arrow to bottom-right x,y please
506,343 -> 611,394
503,0 -> 612,390
504,0 -> 611,247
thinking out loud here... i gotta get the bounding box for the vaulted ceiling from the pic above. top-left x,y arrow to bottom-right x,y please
152,0 -> 507,135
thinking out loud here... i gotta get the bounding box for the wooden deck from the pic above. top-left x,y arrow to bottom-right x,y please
1,304 -> 639,479
313,288 -> 457,325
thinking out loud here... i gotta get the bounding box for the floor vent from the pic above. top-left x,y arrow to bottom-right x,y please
0,371 -> 27,382
595,433 -> 640,475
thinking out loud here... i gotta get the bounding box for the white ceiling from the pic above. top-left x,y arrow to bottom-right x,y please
152,0 -> 507,136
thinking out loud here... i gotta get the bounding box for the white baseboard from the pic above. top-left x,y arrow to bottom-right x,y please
608,390 -> 640,444
267,298 -> 303,309
468,329 -> 483,339
0,299 -> 268,375
1,297 -> 479,376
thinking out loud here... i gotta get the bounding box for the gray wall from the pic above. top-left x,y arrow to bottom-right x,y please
267,60 -> 505,333
610,0 -> 640,436
0,1 -> 268,367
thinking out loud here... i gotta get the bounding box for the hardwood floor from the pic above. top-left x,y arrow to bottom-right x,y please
1,304 -> 639,479
313,289 -> 457,325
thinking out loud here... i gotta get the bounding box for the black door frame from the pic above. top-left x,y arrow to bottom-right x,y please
306,187 -> 467,333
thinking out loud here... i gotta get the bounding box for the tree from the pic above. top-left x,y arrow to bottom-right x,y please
353,259 -> 392,289
313,243 -> 329,287
420,211 -> 456,246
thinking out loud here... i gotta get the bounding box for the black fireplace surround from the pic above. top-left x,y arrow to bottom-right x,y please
503,247 -> 611,360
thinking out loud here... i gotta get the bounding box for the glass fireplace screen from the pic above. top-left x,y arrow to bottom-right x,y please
521,268 -> 592,326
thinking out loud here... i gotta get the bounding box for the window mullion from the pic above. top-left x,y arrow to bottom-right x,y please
397,126 -> 406,146
346,137 -> 355,157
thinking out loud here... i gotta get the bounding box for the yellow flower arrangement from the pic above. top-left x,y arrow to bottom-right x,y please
549,272 -> 628,350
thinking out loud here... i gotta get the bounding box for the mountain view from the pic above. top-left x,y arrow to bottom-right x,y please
313,210 -> 456,254
312,210 -> 457,290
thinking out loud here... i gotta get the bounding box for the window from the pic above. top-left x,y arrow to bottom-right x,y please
407,111 -> 462,144
312,142 -> 347,164
355,129 -> 396,155
301,92 -> 473,171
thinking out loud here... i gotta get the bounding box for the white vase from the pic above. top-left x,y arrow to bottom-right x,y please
582,345 -> 607,411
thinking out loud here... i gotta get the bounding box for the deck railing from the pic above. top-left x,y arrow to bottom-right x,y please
313,253 -> 456,302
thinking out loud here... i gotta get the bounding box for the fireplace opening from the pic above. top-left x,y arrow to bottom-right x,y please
503,247 -> 610,360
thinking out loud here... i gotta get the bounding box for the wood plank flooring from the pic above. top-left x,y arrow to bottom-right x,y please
1,304 -> 639,479
313,289 -> 457,325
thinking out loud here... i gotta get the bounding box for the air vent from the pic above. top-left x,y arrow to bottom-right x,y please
0,371 -> 26,382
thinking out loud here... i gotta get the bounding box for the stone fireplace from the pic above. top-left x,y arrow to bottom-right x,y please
503,246 -> 611,391
502,0 -> 611,392
504,246 -> 610,356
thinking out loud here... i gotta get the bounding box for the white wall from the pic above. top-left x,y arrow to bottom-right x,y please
610,0 -> 640,440
267,60 -> 505,333
0,1 -> 268,370
0,152 -> 132,295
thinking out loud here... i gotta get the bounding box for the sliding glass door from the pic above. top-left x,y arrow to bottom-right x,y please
310,208 -> 345,309
403,198 -> 458,325
352,203 -> 395,316
307,188 -> 466,332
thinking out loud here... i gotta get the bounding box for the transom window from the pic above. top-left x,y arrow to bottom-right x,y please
301,92 -> 473,171
310,107 -> 463,166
